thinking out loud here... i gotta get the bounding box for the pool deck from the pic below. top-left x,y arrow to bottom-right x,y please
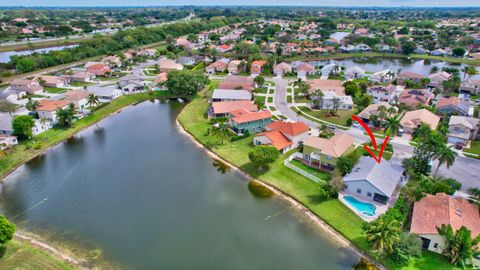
338,192 -> 388,222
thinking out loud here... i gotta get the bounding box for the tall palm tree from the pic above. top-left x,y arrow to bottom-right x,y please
56,103 -> 76,128
437,224 -> 480,266
433,143 -> 457,176
312,90 -> 324,109
412,123 -> 432,141
86,94 -> 100,108
331,97 -> 341,116
211,121 -> 235,144
363,217 -> 401,255
387,106 -> 397,117
462,66 -> 478,81
384,114 -> 402,136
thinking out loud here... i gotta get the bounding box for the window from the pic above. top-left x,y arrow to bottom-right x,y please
356,188 -> 362,194
325,155 -> 333,160
367,192 -> 372,197
433,243 -> 438,249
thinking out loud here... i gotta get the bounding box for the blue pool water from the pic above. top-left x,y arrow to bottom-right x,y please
343,196 -> 377,217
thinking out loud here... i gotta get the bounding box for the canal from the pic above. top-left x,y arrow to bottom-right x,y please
0,101 -> 358,269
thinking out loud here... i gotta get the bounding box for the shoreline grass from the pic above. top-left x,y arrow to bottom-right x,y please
0,240 -> 74,270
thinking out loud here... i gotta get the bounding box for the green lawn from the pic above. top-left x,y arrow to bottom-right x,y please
0,91 -> 171,178
298,106 -> 354,126
464,140 -> 480,156
0,240 -> 74,270
177,92 -> 459,270
255,96 -> 266,105
288,159 -> 331,182
69,81 -> 93,87
286,96 -> 292,103
293,94 -> 308,103
43,87 -> 67,94
267,96 -> 273,103
254,88 -> 268,94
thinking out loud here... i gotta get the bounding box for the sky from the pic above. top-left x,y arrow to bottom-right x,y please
1,0 -> 480,7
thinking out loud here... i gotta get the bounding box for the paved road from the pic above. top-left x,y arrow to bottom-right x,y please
272,77 -> 480,191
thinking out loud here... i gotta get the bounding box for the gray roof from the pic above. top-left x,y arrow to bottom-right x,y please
0,114 -> 13,133
88,86 -> 121,96
212,89 -> 252,100
344,156 -> 404,197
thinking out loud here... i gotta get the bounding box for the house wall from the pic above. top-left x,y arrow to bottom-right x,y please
343,180 -> 386,201
286,131 -> 309,148
418,234 -> 445,254
230,118 -> 272,134
302,145 -> 337,169
38,110 -> 57,122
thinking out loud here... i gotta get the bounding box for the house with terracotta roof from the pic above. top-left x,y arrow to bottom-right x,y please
308,79 -> 345,96
410,193 -> 480,254
250,60 -> 267,76
435,96 -> 471,116
357,102 -> 397,123
101,55 -> 122,67
71,71 -> 96,83
216,44 -> 233,53
228,110 -> 272,134
158,58 -> 183,73
398,89 -> 434,108
210,101 -> 258,118
343,156 -> 405,205
86,63 -> 112,77
400,109 -> 440,134
460,79 -> 480,94
254,121 -> 309,153
39,75 -> 67,88
300,134 -> 355,170
36,100 -> 72,122
447,116 -> 480,145
295,62 -> 315,78
206,60 -> 228,74
397,71 -> 424,85
227,60 -> 245,75
9,78 -> 43,94
273,62 -> 293,76
428,71 -> 452,90
64,90 -> 90,110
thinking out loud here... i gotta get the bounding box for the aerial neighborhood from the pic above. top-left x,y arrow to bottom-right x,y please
0,6 -> 479,270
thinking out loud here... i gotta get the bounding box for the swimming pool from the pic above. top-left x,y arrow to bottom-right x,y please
343,196 -> 377,217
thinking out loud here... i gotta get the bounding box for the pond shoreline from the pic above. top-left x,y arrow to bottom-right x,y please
174,119 -> 386,270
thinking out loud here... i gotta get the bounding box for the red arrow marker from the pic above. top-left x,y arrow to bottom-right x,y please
352,115 -> 390,164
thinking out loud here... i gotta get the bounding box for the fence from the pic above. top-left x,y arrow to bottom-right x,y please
283,152 -> 323,183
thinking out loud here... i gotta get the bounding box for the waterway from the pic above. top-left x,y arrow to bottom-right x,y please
0,100 -> 358,269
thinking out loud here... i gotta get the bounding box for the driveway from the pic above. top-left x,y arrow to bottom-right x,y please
271,76 -> 480,191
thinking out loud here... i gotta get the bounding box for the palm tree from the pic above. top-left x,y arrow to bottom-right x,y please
86,94 -> 100,108
386,70 -> 395,81
331,97 -> 341,116
433,143 -> 457,176
56,103 -> 76,128
412,123 -> 432,141
467,188 -> 480,206
363,217 -> 401,255
462,66 -> 478,81
378,105 -> 387,124
211,121 -> 234,144
312,90 -> 324,109
437,224 -> 480,266
384,114 -> 402,136
387,106 -> 397,117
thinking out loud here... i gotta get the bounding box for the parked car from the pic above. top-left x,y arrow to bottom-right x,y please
397,128 -> 404,137
328,124 -> 336,130
455,142 -> 463,150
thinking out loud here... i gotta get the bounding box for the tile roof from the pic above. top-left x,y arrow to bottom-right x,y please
212,89 -> 252,100
410,193 -> 480,236
308,79 -> 345,96
230,109 -> 271,124
64,90 -> 90,101
266,121 -> 309,136
211,101 -> 258,115
37,100 -> 71,112
256,130 -> 292,150
303,133 -> 354,157
400,109 -> 440,130
357,102 -> 395,119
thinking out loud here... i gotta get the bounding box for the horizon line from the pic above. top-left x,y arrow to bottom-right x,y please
1,5 -> 480,8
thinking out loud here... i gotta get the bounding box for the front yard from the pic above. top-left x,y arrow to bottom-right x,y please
463,140 -> 480,156
44,87 -> 67,94
297,106 -> 354,126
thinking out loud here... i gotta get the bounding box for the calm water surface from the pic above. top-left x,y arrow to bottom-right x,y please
0,101 -> 358,269
0,44 -> 78,63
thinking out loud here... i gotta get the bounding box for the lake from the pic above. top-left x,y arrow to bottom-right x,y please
0,44 -> 78,63
308,57 -> 480,78
0,100 -> 358,269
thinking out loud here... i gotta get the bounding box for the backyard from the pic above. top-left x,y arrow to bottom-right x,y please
43,87 -> 67,94
288,159 -> 331,181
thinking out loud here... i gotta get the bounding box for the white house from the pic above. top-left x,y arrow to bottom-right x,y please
345,66 -> 365,80
89,86 -> 123,103
36,100 -> 72,122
